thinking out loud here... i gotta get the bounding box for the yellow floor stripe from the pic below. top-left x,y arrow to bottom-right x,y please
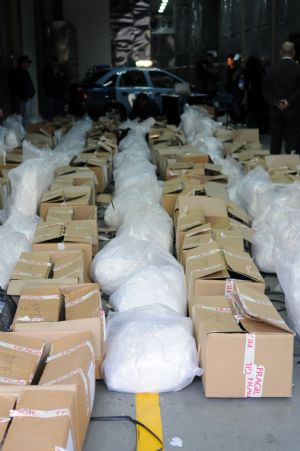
136,393 -> 164,451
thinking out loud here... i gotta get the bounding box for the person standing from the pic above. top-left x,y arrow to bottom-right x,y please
10,55 -> 35,128
41,58 -> 67,119
263,41 -> 300,154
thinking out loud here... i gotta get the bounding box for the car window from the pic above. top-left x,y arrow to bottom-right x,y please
102,74 -> 118,88
82,69 -> 110,84
149,71 -> 178,89
119,70 -> 147,87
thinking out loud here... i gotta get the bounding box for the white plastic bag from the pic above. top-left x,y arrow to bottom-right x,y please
103,305 -> 202,393
104,180 -> 163,229
116,204 -> 173,251
0,226 -> 31,289
3,115 -> 25,150
9,158 -> 55,217
91,237 -> 182,295
110,264 -> 187,315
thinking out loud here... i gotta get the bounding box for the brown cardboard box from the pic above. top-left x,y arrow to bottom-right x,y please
62,284 -> 101,320
12,317 -> 104,379
0,332 -> 46,385
229,218 -> 255,243
7,278 -> 78,299
162,177 -> 204,217
204,182 -> 229,201
39,186 -> 93,218
46,205 -> 97,221
185,241 -> 264,311
73,154 -> 109,193
177,195 -> 229,229
0,394 -> 17,442
192,283 -> 294,397
39,332 -> 95,448
177,222 -> 212,260
175,210 -> 205,257
31,245 -> 91,282
53,252 -> 84,282
10,252 -> 52,280
46,206 -> 74,221
2,389 -> 77,451
13,287 -> 63,324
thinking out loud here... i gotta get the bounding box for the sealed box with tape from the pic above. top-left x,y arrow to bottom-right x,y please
192,282 -> 294,397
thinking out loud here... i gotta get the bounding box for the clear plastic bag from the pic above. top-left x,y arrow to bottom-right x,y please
110,264 -> 187,315
0,226 -> 31,289
91,237 -> 182,295
104,180 -> 163,229
102,305 -> 202,393
116,204 -> 173,251
9,158 -> 55,217
3,115 -> 25,150
113,156 -> 157,193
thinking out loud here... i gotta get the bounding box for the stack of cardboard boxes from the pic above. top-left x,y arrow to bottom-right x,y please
150,121 -> 294,398
0,117 -> 119,450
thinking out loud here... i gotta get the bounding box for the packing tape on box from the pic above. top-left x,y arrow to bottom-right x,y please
19,259 -> 52,267
0,417 -> 10,423
53,257 -> 82,272
243,333 -> 265,397
10,408 -> 71,418
47,340 -> 94,363
186,248 -> 222,264
239,292 -> 270,306
0,340 -> 43,356
42,367 -> 91,415
0,376 -> 27,385
65,290 -> 98,308
196,304 -> 232,313
21,295 -> 61,301
16,316 -> 45,323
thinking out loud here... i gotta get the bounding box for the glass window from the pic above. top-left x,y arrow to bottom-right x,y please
102,74 -> 118,87
149,71 -> 178,89
119,70 -> 147,87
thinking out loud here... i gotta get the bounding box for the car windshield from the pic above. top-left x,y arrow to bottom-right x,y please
82,69 -> 111,85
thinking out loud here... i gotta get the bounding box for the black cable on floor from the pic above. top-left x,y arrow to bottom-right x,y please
90,415 -> 163,451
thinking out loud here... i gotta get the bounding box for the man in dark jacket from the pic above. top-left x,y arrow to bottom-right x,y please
10,55 -> 35,128
263,41 -> 300,154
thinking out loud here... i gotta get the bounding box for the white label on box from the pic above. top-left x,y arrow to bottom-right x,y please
58,243 -> 65,250
10,408 -> 70,418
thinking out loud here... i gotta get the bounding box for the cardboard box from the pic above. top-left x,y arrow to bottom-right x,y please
73,154 -> 109,193
46,205 -> 97,221
39,332 -> 95,447
177,195 -> 229,229
192,282 -> 294,397
177,222 -> 212,260
162,177 -> 204,217
2,389 -> 77,451
0,394 -> 17,442
12,317 -> 104,379
265,154 -> 300,172
13,287 -> 63,324
39,186 -> 93,219
62,284 -> 101,320
53,252 -> 84,282
7,279 -> 78,300
0,332 -> 46,385
10,252 -> 52,281
175,210 -> 205,257
185,241 -> 264,311
31,245 -> 91,283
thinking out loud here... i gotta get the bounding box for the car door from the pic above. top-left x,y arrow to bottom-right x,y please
86,72 -> 118,114
147,70 -> 184,111
116,69 -> 151,113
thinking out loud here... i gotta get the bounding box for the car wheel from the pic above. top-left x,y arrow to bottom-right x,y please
102,104 -> 127,121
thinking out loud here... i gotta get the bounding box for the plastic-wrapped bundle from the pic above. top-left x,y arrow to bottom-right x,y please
110,264 -> 187,315
113,156 -> 157,193
0,226 -> 31,289
190,134 -> 223,162
116,203 -> 173,251
233,166 -> 272,217
105,180 -> 162,229
0,126 -> 7,156
3,115 -> 25,150
91,237 -> 181,295
102,305 -> 202,393
217,155 -> 243,183
272,208 -> 300,335
180,105 -> 220,141
22,140 -> 52,161
5,208 -> 41,242
9,158 -> 55,217
118,128 -> 151,160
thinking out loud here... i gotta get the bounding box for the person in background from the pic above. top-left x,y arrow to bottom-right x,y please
244,55 -> 267,130
41,57 -> 67,119
10,55 -> 35,128
263,41 -> 300,154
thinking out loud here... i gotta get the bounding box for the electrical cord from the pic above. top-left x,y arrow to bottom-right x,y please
90,415 -> 163,451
